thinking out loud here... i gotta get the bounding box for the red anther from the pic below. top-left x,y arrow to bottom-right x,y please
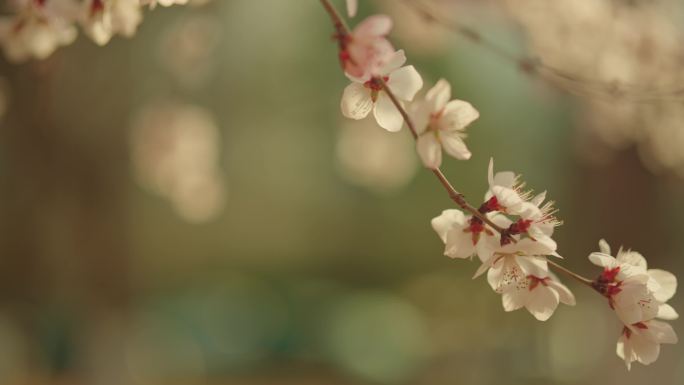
479,196 -> 502,214
528,275 -> 549,291
605,284 -> 622,297
622,326 -> 632,338
508,219 -> 532,235
465,217 -> 486,246
499,231 -> 514,246
338,50 -> 351,65
34,0 -> 46,6
91,0 -> 105,16
363,76 -> 390,91
601,267 -> 621,283
633,322 -> 648,330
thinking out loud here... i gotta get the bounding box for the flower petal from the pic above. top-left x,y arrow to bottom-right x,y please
425,78 -> 450,112
416,133 -> 442,169
445,227 -> 476,259
645,320 -> 678,344
648,269 -> 677,302
502,287 -> 527,312
408,100 -> 432,135
657,303 -> 679,320
441,133 -> 471,160
353,14 -> 391,37
346,0 -> 359,18
617,250 -> 648,270
440,99 -> 479,131
379,49 -> 406,74
525,285 -> 560,321
588,252 -> 617,268
387,65 -> 423,101
598,239 -> 611,255
430,209 -> 465,243
547,279 -> 576,306
373,92 -> 404,132
340,82 -> 373,119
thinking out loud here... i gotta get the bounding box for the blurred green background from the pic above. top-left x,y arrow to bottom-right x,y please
0,0 -> 683,384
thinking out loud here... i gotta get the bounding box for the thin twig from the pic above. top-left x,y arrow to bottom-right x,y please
548,259 -> 595,289
377,77 -> 507,234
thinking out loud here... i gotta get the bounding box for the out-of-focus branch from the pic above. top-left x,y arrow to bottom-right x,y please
401,0 -> 684,103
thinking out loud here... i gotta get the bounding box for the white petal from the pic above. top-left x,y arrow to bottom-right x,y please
441,133 -> 471,160
517,202 -> 542,220
439,99 -> 479,131
346,0 -> 359,18
525,285 -> 560,321
502,287 -> 527,312
645,320 -> 678,344
444,227 -> 476,259
340,82 -> 372,119
657,303 -> 679,320
353,14 -> 391,37
547,279 -> 576,306
488,257 -> 526,293
530,191 -> 547,207
616,334 -> 633,370
430,209 -> 465,243
630,334 -> 660,365
598,239 -> 612,255
473,255 -> 498,279
373,92 -> 404,132
493,171 -> 517,189
409,101 -> 432,135
416,133 -> 442,169
387,65 -> 423,101
648,269 -> 677,302
617,250 -> 648,270
425,78 -> 450,112
488,158 -> 495,186
588,252 -> 617,268
379,49 -> 406,74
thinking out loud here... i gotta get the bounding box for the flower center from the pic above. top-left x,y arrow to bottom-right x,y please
528,275 -> 550,291
363,76 -> 388,91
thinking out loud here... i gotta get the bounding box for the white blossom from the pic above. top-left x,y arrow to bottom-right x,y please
340,49 -> 423,132
472,237 -> 572,320
589,240 -> 678,325
341,15 -> 395,80
0,0 -> 78,62
430,208 -> 506,261
617,320 -> 678,370
80,0 -> 142,46
411,79 -> 478,169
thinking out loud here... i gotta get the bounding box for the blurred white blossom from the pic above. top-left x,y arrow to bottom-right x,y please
336,118 -> 417,193
130,101 -> 227,223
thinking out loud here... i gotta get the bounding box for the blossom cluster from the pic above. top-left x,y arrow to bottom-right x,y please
589,240 -> 678,369
433,159 -> 571,321
327,0 -> 678,370
0,0 -> 189,62
337,12 -> 477,168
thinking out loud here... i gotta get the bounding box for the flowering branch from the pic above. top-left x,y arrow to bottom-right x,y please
547,259 -> 594,288
319,0 -> 679,370
376,76 -> 508,235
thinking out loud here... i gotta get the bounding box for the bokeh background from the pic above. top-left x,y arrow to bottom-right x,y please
1,0 -> 683,384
